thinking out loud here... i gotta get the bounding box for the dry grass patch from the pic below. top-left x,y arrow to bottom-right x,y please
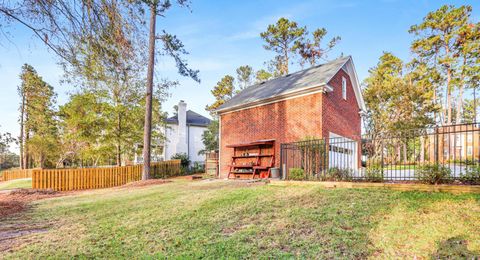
369,195 -> 480,258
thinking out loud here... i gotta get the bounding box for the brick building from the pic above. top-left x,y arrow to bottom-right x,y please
427,124 -> 480,163
215,56 -> 366,178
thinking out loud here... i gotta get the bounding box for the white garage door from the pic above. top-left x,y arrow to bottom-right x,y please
328,133 -> 358,170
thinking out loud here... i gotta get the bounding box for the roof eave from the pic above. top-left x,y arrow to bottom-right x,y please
215,83 -> 328,115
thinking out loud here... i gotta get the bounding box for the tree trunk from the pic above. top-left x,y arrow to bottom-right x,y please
25,127 -> 30,169
455,57 -> 467,123
446,72 -> 452,125
142,3 -> 157,180
40,153 -> 44,169
456,84 -> 464,124
433,88 -> 438,124
445,44 -> 452,125
475,88 -> 477,123
19,91 -> 25,169
116,111 -> 122,166
396,144 -> 401,165
284,43 -> 289,75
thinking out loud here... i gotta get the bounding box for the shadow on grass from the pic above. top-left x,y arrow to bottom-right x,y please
431,236 -> 479,259
368,190 -> 480,258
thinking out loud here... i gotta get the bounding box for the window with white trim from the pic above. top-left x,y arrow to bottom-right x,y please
467,146 -> 473,156
342,77 -> 347,100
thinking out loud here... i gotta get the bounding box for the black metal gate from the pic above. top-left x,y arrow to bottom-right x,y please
280,139 -> 327,180
280,137 -> 359,180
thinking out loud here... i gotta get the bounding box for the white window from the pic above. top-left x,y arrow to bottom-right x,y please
468,133 -> 473,143
342,77 -> 347,100
468,146 -> 473,156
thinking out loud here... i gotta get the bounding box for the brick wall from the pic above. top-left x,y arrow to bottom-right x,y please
321,69 -> 362,167
219,69 -> 362,178
321,69 -> 361,139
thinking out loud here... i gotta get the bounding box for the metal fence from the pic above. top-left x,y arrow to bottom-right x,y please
280,123 -> 480,182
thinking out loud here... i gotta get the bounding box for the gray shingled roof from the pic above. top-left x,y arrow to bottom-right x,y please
216,56 -> 351,112
166,110 -> 211,126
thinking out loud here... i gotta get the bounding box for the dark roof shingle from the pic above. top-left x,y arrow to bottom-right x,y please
216,56 -> 351,112
166,110 -> 211,126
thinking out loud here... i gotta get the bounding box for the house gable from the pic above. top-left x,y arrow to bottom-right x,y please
321,68 -> 362,139
324,60 -> 366,113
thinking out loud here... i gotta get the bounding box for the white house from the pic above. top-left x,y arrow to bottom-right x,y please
162,100 -> 211,164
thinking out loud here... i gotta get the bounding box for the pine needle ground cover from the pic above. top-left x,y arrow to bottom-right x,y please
2,180 -> 479,259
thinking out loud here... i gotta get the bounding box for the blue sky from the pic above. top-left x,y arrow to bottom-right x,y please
0,0 -> 479,150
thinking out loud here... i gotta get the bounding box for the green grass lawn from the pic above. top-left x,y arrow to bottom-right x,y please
2,180 -> 480,259
0,178 -> 32,190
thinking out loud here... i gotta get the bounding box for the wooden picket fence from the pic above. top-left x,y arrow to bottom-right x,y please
22,160 -> 181,191
1,169 -> 34,181
32,165 -> 143,191
151,160 -> 183,178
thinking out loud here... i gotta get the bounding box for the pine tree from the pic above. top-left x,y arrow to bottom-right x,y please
199,120 -> 219,155
409,5 -> 473,125
455,22 -> 480,123
298,28 -> 341,67
260,17 -> 306,75
18,64 -> 58,168
236,65 -> 253,91
255,69 -> 273,83
363,52 -> 437,135
205,75 -> 235,114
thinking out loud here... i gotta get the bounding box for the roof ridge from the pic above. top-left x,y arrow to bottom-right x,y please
279,55 -> 350,78
215,55 -> 354,113
241,56 -> 351,91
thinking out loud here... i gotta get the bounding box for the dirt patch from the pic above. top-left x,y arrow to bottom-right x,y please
0,228 -> 48,241
0,189 -> 68,253
0,201 -> 26,219
0,189 -> 65,218
0,221 -> 52,253
120,179 -> 171,189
